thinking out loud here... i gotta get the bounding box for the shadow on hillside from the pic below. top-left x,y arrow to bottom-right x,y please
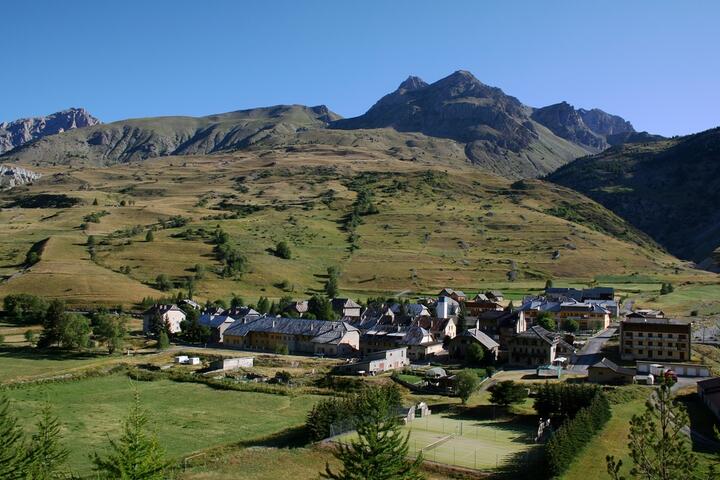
0,345 -> 104,362
485,445 -> 545,480
676,392 -> 720,453
235,425 -> 310,449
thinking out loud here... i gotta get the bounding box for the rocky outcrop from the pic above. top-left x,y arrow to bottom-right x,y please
0,108 -> 100,154
531,102 -> 640,152
0,165 -> 41,189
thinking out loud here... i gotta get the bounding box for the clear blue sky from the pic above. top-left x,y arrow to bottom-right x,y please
3,0 -> 719,136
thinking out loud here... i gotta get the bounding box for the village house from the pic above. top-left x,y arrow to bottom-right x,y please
360,325 -> 444,361
620,317 -> 692,362
435,296 -> 460,319
344,347 -> 410,375
448,328 -> 500,362
587,357 -> 635,385
485,291 -> 504,303
355,304 -> 396,330
198,313 -> 236,343
697,377 -> 720,421
507,325 -> 575,367
475,310 -> 526,349
390,303 -> 431,320
413,317 -> 457,341
626,309 -> 665,319
331,298 -> 362,320
142,304 -> 186,334
518,298 -> 610,331
200,307 -> 261,343
223,316 -> 360,356
438,288 -> 467,303
464,298 -> 504,316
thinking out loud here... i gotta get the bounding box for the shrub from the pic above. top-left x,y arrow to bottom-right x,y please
155,274 -> 173,291
563,319 -> 579,333
490,380 -> 527,407
274,241 -> 292,259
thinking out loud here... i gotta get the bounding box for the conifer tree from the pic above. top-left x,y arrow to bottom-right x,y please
0,396 -> 28,479
25,402 -> 70,479
92,391 -> 168,480
323,387 -> 423,480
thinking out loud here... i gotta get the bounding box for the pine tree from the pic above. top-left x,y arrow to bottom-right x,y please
145,230 -> 154,242
0,396 -> 28,479
607,382 -> 697,480
25,402 -> 70,480
92,392 -> 168,480
323,388 -> 423,480
157,331 -> 169,350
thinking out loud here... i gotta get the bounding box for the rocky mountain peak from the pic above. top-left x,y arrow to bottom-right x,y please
397,75 -> 428,92
0,108 -> 100,154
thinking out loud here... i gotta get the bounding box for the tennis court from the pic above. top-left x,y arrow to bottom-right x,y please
336,413 -> 536,470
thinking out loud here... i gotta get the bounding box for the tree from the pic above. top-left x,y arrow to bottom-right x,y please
454,370 -> 480,405
58,313 -> 91,350
606,382 -> 697,480
3,294 -> 49,325
536,312 -> 556,331
490,381 -> 527,408
38,300 -> 66,348
94,315 -> 128,354
257,296 -> 271,314
325,275 -> 339,299
180,313 -> 210,344
230,294 -> 244,309
545,279 -> 553,289
157,331 -> 170,350
322,387 -> 424,480
92,198 -> 99,206
145,230 -> 154,242
155,274 -> 172,292
309,295 -> 336,320
465,343 -> 485,365
563,319 -> 579,333
24,330 -> 36,346
25,403 -> 70,480
274,241 -> 292,259
92,392 -> 168,479
0,396 -> 28,479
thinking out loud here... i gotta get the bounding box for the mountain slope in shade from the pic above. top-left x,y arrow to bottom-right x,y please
1,105 -> 340,166
0,108 -> 100,154
547,127 -> 720,264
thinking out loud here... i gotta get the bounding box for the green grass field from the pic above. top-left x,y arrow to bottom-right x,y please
5,374 -> 323,476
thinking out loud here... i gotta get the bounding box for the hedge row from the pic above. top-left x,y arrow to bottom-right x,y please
544,393 -> 611,477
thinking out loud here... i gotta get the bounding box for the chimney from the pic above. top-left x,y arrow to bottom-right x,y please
272,320 -> 276,328
475,319 -> 480,331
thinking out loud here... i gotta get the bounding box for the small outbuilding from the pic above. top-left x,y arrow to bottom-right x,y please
588,357 -> 634,385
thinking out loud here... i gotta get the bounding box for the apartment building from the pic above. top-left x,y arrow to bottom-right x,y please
619,318 -> 691,362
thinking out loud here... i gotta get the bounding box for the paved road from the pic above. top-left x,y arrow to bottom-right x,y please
568,327 -> 617,372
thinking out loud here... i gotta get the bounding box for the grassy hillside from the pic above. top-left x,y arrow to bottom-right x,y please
0,141 -> 709,309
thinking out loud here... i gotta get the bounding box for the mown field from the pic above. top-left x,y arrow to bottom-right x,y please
5,373 -> 323,477
0,146 -> 713,312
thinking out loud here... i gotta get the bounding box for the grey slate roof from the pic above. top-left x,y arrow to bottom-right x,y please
461,328 -> 500,350
590,357 -> 634,376
224,316 -> 357,345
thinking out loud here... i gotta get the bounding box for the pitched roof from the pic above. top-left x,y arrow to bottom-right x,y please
516,325 -> 556,345
143,304 -> 185,316
198,314 -> 236,328
331,298 -> 361,310
224,316 -> 358,345
590,357 -> 634,376
461,328 -> 500,350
